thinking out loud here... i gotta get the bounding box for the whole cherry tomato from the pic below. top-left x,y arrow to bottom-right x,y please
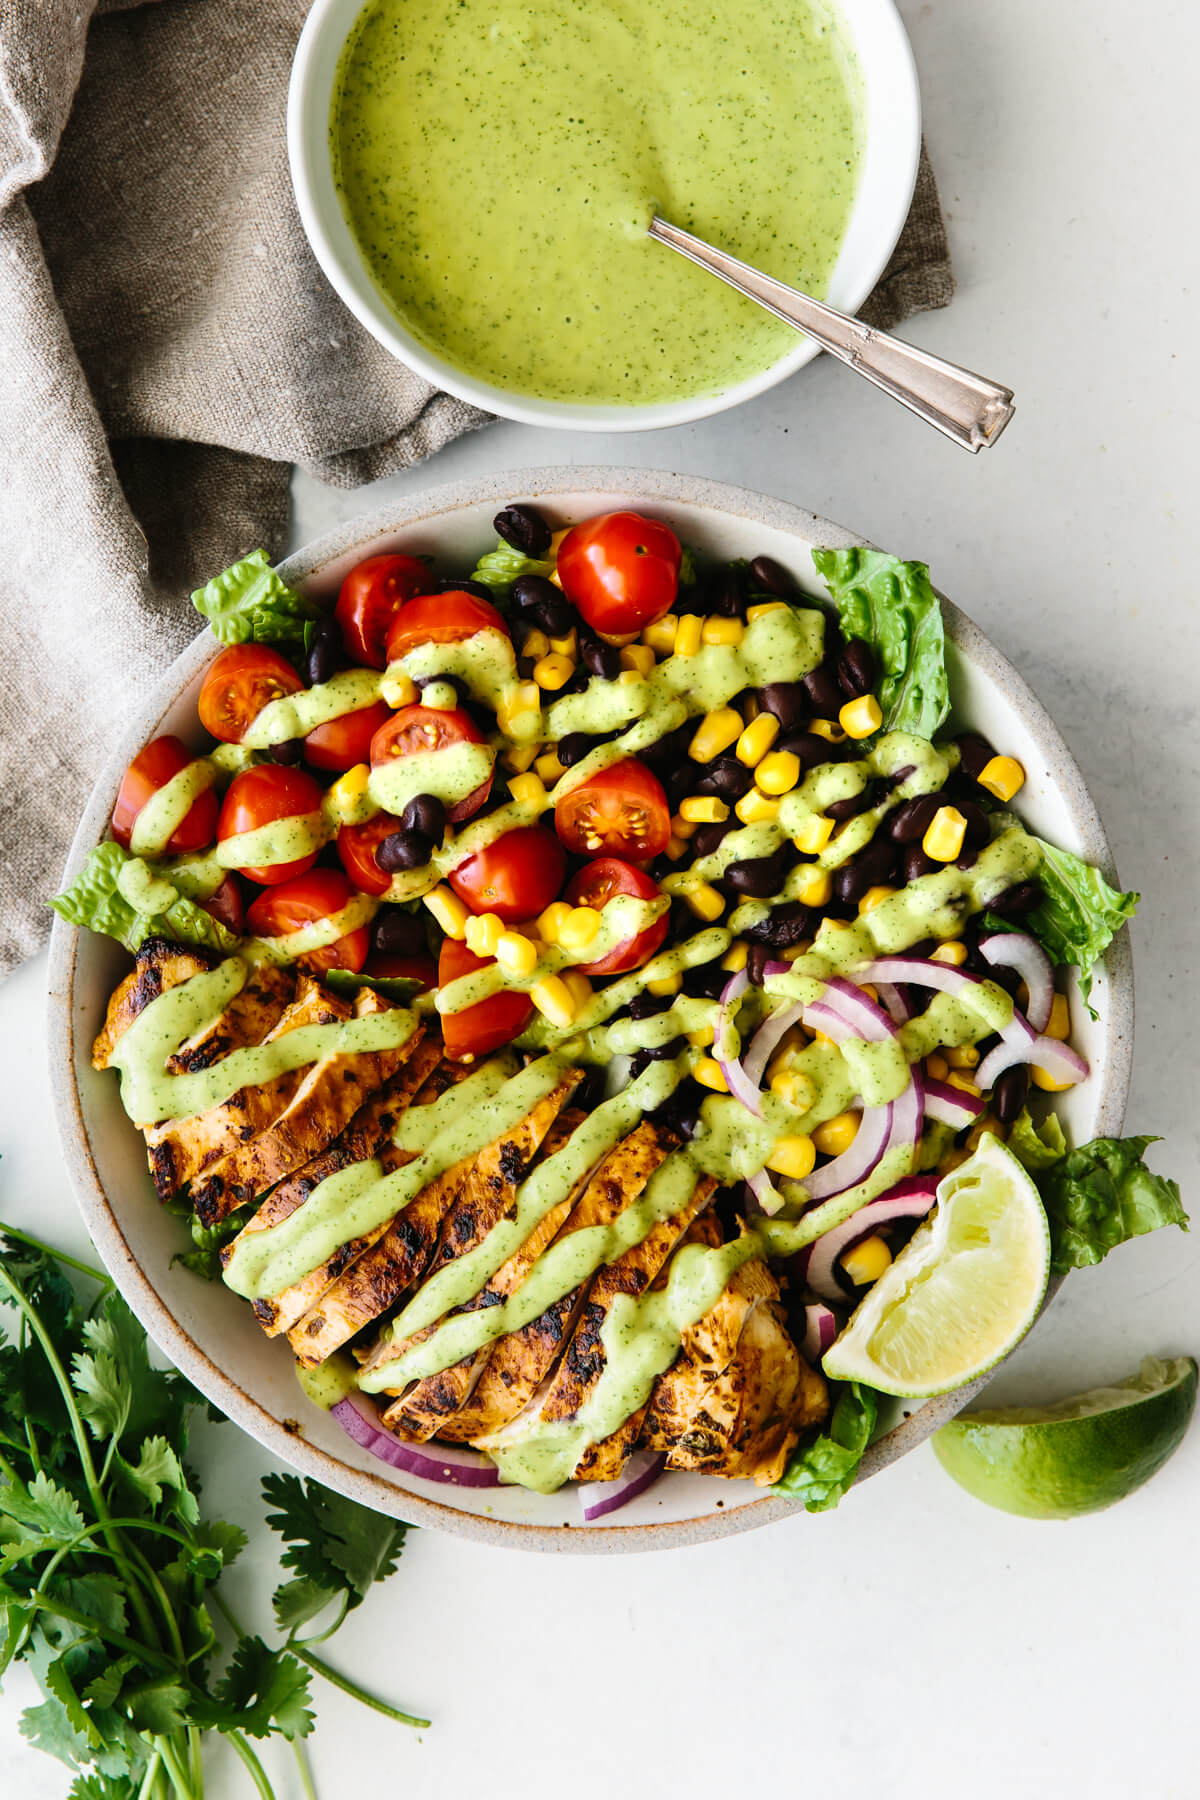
246,868 -> 368,973
198,646 -> 302,744
555,512 -> 680,638
111,736 -> 218,854
305,700 -> 393,773
564,858 -> 669,976
448,826 -> 566,924
335,554 -> 431,669
336,812 -> 403,898
554,759 -> 670,860
203,874 -> 247,936
369,705 -> 494,824
437,937 -> 534,1062
217,764 -> 324,886
384,591 -> 509,663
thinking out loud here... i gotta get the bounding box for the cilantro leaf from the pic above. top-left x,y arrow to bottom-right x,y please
114,1437 -> 199,1527
1038,1136 -> 1187,1276
272,1575 -> 341,1634
191,1636 -> 315,1740
192,550 -> 321,649
82,1653 -> 139,1711
771,1381 -> 880,1510
170,1203 -> 251,1283
812,547 -> 949,739
50,843 -> 239,957
69,1775 -> 140,1800
45,1650 -> 105,1750
51,1575 -> 128,1638
124,1677 -> 191,1736
2,1471 -> 87,1539
263,1472 -> 409,1611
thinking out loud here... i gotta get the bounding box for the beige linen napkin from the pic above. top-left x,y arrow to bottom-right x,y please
0,0 -> 953,975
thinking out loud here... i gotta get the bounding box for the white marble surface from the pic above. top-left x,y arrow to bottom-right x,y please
5,1 -> 1200,1794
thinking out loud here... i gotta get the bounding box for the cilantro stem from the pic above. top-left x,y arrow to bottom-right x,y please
292,1589 -> 349,1647
21,1588 -> 176,1672
137,1746 -> 165,1800
289,1642 -> 430,1730
0,1223 -> 111,1286
226,1728 -> 278,1800
292,1737 -> 319,1800
156,1730 -> 199,1800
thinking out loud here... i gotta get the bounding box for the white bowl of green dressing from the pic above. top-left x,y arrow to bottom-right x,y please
48,469 -> 1133,1553
288,0 -> 922,427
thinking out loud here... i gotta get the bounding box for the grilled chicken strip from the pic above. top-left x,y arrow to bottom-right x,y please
92,939 -> 214,1070
143,976 -> 349,1201
233,1038 -> 445,1338
433,1119 -> 680,1444
189,991 -> 423,1228
166,961 -> 294,1075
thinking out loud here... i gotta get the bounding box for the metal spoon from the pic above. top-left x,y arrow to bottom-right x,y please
648,215 -> 1015,453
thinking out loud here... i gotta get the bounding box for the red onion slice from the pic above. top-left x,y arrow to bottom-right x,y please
801,1303 -> 839,1361
332,1393 -> 505,1487
806,1175 -> 940,1304
716,967 -> 764,1116
975,1009 -> 1089,1092
924,1076 -> 986,1128
858,956 -> 989,1000
743,1000 -> 805,1089
580,1451 -> 666,1523
875,981 -> 914,1024
977,932 -> 1054,1032
746,1169 -> 784,1216
800,1101 -> 894,1203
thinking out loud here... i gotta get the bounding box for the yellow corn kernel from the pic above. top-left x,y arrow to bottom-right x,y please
673,613 -> 704,658
642,615 -> 678,655
978,755 -> 1026,803
946,1071 -> 982,1098
558,906 -> 601,951
617,669 -> 646,687
669,815 -> 697,840
664,834 -> 689,861
548,628 -> 577,656
532,652 -> 573,692
945,1043 -> 980,1070
966,1112 -> 1002,1152
535,749 -> 566,785
502,740 -> 540,774
424,885 -> 470,940
1046,992 -> 1071,1040
812,1111 -> 859,1158
747,601 -> 788,623
507,771 -> 548,811
678,795 -> 729,824
790,864 -> 832,908
1031,1063 -> 1077,1092
646,970 -> 683,996
859,885 -> 897,915
839,694 -> 884,740
685,883 -> 725,922
841,1234 -> 893,1286
793,814 -> 835,855
735,712 -> 780,767
562,970 -> 593,1009
463,912 -> 504,958
530,975 -> 577,1029
770,1069 -> 816,1112
858,982 -> 880,1002
930,940 -> 969,966
721,941 -> 748,972
619,643 -> 656,677
766,1135 -> 817,1180
520,627 -> 550,662
809,718 -> 847,744
694,1057 -> 729,1093
735,789 -> 780,825
923,805 -> 968,863
925,1052 -> 950,1082
328,762 -> 370,810
497,681 -> 541,735
536,900 -> 572,945
379,670 -> 418,709
756,750 -> 802,796
701,615 -> 745,646
687,1024 -> 716,1048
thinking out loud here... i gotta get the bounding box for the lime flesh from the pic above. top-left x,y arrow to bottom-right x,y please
932,1355 -> 1198,1519
822,1134 -> 1051,1399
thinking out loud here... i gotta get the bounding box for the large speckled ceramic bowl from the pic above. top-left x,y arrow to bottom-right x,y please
47,468 -> 1133,1553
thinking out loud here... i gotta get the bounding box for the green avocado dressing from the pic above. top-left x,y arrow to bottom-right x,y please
330,0 -> 862,406
128,759 -> 218,858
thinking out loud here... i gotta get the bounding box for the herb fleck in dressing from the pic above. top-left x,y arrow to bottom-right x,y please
330,0 -> 862,405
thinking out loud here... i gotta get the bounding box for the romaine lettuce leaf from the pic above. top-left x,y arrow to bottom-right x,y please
468,540 -> 553,595
324,969 -> 423,1005
771,1380 -> 879,1510
1023,840 -> 1138,1008
812,546 -> 949,739
1039,1136 -> 1187,1277
1007,1107 -> 1068,1173
49,842 -> 239,956
192,550 -> 320,648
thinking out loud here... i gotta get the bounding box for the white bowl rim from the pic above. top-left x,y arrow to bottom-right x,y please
286,0 -> 922,431
46,465 -> 1133,1554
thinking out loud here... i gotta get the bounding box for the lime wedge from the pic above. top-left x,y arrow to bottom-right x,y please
932,1356 -> 1197,1518
821,1134 -> 1051,1398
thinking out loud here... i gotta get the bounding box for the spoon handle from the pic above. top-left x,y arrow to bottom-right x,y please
648,216 -> 1015,453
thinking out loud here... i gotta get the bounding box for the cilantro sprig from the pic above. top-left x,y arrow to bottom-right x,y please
0,1225 -> 426,1799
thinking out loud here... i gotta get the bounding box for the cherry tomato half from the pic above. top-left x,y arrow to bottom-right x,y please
336,811 -> 403,898
365,951 -> 438,992
203,874 -> 246,937
437,937 -> 534,1062
305,700 -> 393,773
246,869 -> 368,974
111,736 -> 218,854
554,759 -> 670,860
448,825 -> 566,925
384,591 -> 510,664
564,858 -> 669,977
198,646 -> 302,745
369,705 -> 494,824
556,512 -> 680,639
217,764 -> 324,886
336,554 -> 431,669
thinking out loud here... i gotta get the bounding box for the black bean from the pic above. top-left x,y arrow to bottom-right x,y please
988,880 -> 1043,918
268,738 -> 303,765
955,732 -> 997,781
890,795 -> 942,843
371,907 -> 427,957
493,503 -> 552,558
664,767 -> 693,811
801,663 -> 843,718
628,1050 -> 652,1079
655,1078 -> 704,1141
645,1034 -> 687,1062
306,617 -> 340,686
743,902 -> 811,948
746,942 -> 771,986
579,636 -> 620,681
511,573 -> 560,615
691,821 -> 732,859
643,722 -> 694,770
827,789 -> 872,822
628,990 -> 673,1020
835,838 -> 898,906
958,800 -> 992,847
903,846 -> 936,883
992,1065 -> 1030,1125
836,638 -> 876,700
376,829 -> 432,872
539,594 -> 573,636
725,843 -> 794,898
780,731 -> 837,776
682,963 -> 728,1000
573,1068 -> 606,1114
557,731 -> 597,767
695,756 -> 755,801
434,577 -> 494,602
758,682 -> 809,731
709,567 -> 747,618
748,555 -> 796,596
414,673 -> 471,706
400,793 -> 446,841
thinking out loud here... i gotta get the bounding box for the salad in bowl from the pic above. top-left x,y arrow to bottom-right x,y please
51,479 -> 1183,1531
